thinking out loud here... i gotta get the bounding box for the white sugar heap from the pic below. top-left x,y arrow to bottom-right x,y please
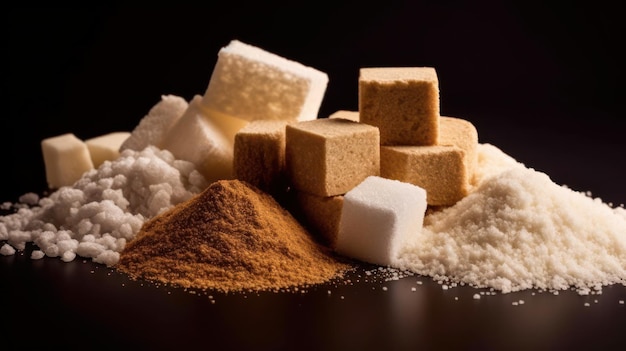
0,146 -> 208,266
395,144 -> 626,295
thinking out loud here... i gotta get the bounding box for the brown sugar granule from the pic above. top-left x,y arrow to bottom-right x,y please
116,179 -> 351,293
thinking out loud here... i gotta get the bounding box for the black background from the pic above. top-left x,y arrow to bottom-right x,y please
3,2 -> 626,350
4,2 -> 625,203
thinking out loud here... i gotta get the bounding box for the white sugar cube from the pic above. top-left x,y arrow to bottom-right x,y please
85,132 -> 131,168
161,95 -> 234,183
199,104 -> 249,146
336,176 -> 427,266
201,40 -> 329,122
41,133 -> 94,189
120,94 -> 188,152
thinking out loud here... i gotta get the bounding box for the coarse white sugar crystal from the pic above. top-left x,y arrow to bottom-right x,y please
473,294 -> 481,300
395,143 -> 626,295
61,250 -> 76,262
619,300 -> 624,305
94,250 -> 120,266
1,243 -> 15,255
18,192 -> 39,206
0,146 -> 208,266
31,250 -> 45,259
8,230 -> 31,250
120,94 -> 189,152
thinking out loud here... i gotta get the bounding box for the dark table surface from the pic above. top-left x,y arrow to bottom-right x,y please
3,3 -> 625,350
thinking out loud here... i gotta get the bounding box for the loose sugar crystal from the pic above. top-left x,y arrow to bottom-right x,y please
120,94 -> 188,152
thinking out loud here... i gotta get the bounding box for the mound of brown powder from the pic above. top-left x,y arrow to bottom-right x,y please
116,179 -> 351,293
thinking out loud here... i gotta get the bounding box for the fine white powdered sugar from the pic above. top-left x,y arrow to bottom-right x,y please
0,146 -> 208,266
394,144 -> 626,295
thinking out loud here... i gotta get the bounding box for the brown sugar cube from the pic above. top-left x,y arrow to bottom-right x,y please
295,190 -> 344,248
380,145 -> 469,206
359,67 -> 440,146
439,116 -> 479,180
286,118 -> 380,197
234,120 -> 289,194
328,110 -> 359,122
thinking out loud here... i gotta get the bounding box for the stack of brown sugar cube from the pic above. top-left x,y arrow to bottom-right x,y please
233,67 -> 478,248
359,67 -> 478,207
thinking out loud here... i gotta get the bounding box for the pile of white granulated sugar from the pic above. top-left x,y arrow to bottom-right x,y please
394,143 -> 626,295
0,146 -> 208,266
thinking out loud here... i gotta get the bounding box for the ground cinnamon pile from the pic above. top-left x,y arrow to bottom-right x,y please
116,179 -> 352,293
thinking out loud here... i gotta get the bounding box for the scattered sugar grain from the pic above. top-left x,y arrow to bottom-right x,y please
619,300 -> 624,305
473,294 -> 481,300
